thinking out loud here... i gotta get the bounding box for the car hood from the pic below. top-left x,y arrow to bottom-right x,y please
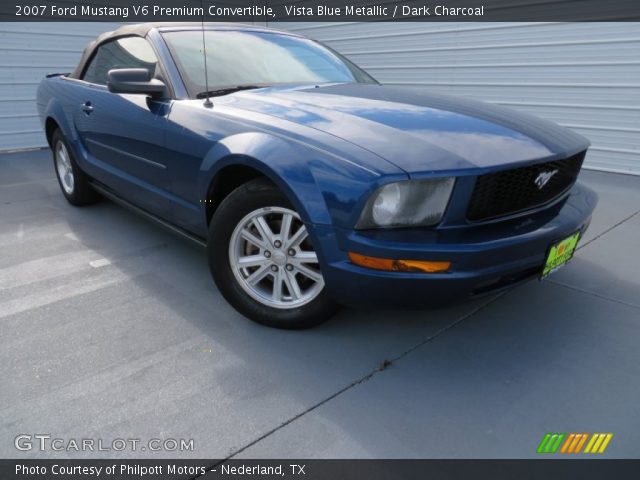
223,83 -> 589,175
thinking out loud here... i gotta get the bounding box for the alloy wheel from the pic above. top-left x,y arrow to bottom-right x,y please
228,206 -> 324,309
55,140 -> 75,194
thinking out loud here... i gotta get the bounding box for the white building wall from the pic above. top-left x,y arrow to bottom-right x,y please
273,22 -> 640,174
2,21 -> 639,174
0,22 -> 121,150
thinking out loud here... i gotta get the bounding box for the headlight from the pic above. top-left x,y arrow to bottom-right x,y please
356,178 -> 455,228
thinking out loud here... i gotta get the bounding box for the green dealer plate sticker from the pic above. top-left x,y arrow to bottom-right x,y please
541,231 -> 581,279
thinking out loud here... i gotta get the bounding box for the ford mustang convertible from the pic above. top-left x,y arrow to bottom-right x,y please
37,23 -> 597,329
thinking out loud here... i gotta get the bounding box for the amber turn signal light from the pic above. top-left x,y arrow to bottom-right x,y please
348,252 -> 451,273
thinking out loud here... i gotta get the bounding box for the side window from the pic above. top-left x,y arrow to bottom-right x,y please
82,37 -> 158,85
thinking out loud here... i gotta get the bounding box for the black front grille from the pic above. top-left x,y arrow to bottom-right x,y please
467,151 -> 585,222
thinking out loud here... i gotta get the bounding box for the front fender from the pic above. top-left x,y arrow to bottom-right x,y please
199,132 -> 389,229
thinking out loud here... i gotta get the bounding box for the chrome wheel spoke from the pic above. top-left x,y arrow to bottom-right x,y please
280,213 -> 293,242
240,228 -> 267,250
295,264 -> 323,283
283,271 -> 302,300
254,217 -> 275,246
272,269 -> 284,301
294,251 -> 318,264
246,265 -> 270,286
287,224 -> 308,248
237,254 -> 266,268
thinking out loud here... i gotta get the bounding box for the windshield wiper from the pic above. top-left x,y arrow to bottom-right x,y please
196,85 -> 266,99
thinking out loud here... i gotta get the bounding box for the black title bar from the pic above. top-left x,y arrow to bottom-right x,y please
2,459 -> 640,480
2,0 -> 640,22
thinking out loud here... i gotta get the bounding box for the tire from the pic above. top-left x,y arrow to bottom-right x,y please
208,178 -> 339,329
51,129 -> 100,206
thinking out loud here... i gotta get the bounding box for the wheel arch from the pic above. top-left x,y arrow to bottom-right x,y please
200,132 -> 334,228
204,163 -> 267,225
45,117 -> 60,146
41,95 -> 76,149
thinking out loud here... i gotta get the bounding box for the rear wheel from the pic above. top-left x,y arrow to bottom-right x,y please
51,129 -> 99,206
208,179 -> 339,329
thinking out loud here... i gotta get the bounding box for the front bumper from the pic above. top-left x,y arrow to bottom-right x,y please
313,182 -> 598,307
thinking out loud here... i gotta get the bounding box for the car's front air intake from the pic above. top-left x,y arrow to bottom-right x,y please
466,151 -> 586,222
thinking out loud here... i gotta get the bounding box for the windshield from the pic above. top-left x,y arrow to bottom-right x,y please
162,30 -> 377,97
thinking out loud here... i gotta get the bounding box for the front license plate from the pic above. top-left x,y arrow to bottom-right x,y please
541,231 -> 581,279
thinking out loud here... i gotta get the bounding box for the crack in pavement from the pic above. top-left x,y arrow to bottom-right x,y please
548,280 -> 640,310
578,209 -> 640,251
546,208 -> 640,310
192,204 -> 640,478
191,290 -> 510,479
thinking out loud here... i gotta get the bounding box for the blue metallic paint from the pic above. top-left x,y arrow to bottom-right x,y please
37,24 -> 597,308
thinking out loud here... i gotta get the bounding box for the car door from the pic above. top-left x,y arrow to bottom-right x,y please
72,36 -> 171,217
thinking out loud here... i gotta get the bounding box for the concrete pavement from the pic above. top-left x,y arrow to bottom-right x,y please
1,149 -> 639,459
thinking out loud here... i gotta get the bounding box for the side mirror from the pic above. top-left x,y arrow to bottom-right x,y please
107,68 -> 166,98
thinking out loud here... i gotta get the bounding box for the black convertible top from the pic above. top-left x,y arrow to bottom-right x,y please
69,22 -> 296,79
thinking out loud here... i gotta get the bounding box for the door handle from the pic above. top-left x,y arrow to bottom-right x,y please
81,102 -> 94,114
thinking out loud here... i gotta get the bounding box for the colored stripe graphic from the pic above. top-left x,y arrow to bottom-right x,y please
584,433 -> 613,454
560,433 -> 575,453
537,433 -> 565,453
538,432 -> 612,454
537,434 -> 552,453
560,433 -> 588,453
574,433 -> 589,453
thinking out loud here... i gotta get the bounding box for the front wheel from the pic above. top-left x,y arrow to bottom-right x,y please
208,179 -> 339,329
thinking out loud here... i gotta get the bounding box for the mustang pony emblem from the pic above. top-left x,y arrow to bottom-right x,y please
535,169 -> 559,189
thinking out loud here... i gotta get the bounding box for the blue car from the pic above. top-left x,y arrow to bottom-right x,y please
37,22 -> 597,329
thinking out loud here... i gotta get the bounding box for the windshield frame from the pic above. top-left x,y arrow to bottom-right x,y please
160,28 -> 378,99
